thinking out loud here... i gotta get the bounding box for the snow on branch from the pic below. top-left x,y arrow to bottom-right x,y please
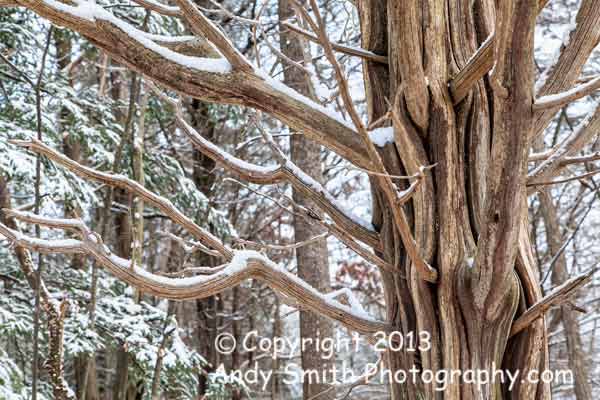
151,86 -> 382,250
129,0 -> 181,16
510,268 -> 597,337
36,0 -> 233,73
8,139 -> 233,260
173,0 -> 253,71
533,76 -> 600,111
0,215 -> 387,335
12,0 -> 372,170
528,102 -> 600,188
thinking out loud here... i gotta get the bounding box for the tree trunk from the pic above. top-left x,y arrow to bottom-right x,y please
357,1 -> 549,398
278,1 -> 336,399
539,191 -> 592,400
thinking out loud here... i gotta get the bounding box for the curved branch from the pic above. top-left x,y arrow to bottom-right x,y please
151,89 -> 382,250
0,220 -> 387,335
12,0 -> 370,169
533,76 -> 600,111
9,139 -> 233,260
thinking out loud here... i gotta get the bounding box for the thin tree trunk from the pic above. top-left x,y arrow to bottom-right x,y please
539,191 -> 592,400
278,2 -> 335,399
0,177 -> 76,400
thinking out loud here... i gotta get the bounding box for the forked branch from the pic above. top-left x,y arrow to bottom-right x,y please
8,139 -> 233,260
510,268 -> 597,337
173,0 -> 253,71
151,86 -> 381,249
0,213 -> 388,335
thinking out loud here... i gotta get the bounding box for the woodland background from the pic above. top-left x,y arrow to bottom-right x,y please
0,0 -> 599,399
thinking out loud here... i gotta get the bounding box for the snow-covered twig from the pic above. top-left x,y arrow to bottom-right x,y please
527,168 -> 600,187
150,85 -> 381,250
533,76 -> 600,111
9,139 -> 233,260
0,218 -> 388,335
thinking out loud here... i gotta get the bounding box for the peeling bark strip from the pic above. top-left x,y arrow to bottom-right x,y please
2,0 -> 600,398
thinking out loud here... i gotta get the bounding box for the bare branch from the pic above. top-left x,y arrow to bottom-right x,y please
533,76 -> 600,111
159,231 -> 222,258
9,139 -> 233,260
130,0 -> 181,16
510,268 -> 597,337
0,219 -> 388,335
151,86 -> 382,250
235,232 -> 329,251
282,22 -> 388,64
226,179 -> 393,272
527,168 -> 600,187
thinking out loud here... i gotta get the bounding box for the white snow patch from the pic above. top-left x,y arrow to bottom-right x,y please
42,0 -> 232,74
368,126 -> 394,147
255,69 -> 356,131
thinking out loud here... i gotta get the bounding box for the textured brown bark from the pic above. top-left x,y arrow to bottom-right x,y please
358,1 -> 548,399
278,1 -> 335,399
